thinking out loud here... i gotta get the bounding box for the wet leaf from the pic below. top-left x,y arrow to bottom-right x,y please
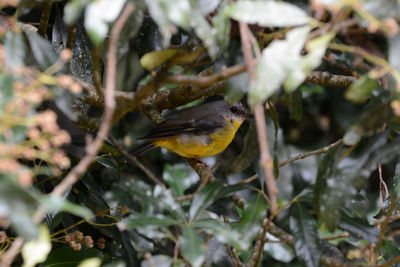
189,180 -> 224,221
4,31 -> 26,70
140,49 -> 179,71
85,0 -> 126,45
22,225 -> 51,267
226,1 -> 309,27
290,203 -> 321,267
345,75 -> 377,103
180,226 -> 205,267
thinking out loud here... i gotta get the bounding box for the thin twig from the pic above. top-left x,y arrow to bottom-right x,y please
0,4 -> 135,267
322,232 -> 350,240
164,64 -> 246,87
38,0 -> 53,37
279,139 -> 342,168
109,136 -> 166,189
379,254 -> 400,267
375,194 -> 397,262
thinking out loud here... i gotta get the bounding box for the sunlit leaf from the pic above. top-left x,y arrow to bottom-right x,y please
77,258 -> 102,267
290,203 -> 321,267
189,180 -> 224,221
163,163 -> 192,197
180,226 -> 205,267
22,225 -> 52,267
249,26 -> 310,105
140,49 -> 179,71
39,195 -> 93,218
193,219 -> 247,249
4,31 -> 26,70
237,193 -> 267,244
84,0 -> 126,45
226,1 -> 309,27
64,0 -> 90,26
345,75 -> 377,103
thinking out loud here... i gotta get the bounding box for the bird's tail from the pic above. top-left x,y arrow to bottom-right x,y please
130,142 -> 155,157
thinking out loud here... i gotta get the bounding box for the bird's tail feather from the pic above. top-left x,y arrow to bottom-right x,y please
131,142 -> 155,157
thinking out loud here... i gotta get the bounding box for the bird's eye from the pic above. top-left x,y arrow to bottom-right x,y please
230,106 -> 238,113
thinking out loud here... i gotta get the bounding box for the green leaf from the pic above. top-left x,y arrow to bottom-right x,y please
144,0 -> 191,46
84,0 -> 126,45
25,31 -> 58,71
22,225 -> 52,267
193,219 -> 248,249
141,255 -> 173,267
140,49 -> 179,71
77,258 -> 102,267
226,1 -> 309,27
189,180 -> 224,221
39,196 -> 93,218
249,26 -> 310,106
212,0 -> 230,52
163,163 -> 192,197
4,31 -> 26,70
343,102 -> 392,145
287,90 -> 303,121
290,203 -> 321,267
64,0 -> 90,26
0,176 -> 39,240
237,193 -> 267,244
345,75 -> 377,103
180,226 -> 205,267
119,214 -> 180,229
40,247 -> 103,267
190,10 -> 217,58
339,210 -> 379,243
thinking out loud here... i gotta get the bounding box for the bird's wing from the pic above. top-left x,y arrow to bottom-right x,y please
137,118 -> 219,140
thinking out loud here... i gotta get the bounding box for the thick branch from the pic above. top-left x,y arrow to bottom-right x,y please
305,71 -> 356,87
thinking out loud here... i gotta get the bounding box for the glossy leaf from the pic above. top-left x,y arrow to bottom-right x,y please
25,31 -> 58,71
163,163 -> 192,197
77,258 -> 102,267
4,31 -> 26,70
339,210 -> 379,243
40,247 -> 103,267
22,225 -> 52,267
193,219 -> 247,249
64,0 -> 90,26
290,203 -> 321,267
237,193 -> 267,244
119,214 -> 180,229
189,180 -> 224,221
345,75 -> 377,103
141,255 -> 173,267
226,1 -> 309,27
39,195 -> 93,218
180,226 -> 205,267
249,26 -> 310,105
140,49 -> 179,71
85,0 -> 126,45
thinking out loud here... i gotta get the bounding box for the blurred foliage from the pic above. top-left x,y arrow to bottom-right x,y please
1,0 -> 400,266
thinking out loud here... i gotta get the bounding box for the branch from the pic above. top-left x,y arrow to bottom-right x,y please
239,22 -> 278,214
279,139 -> 343,168
109,136 -> 166,189
0,4 -> 135,266
164,64 -> 246,87
305,71 -> 356,87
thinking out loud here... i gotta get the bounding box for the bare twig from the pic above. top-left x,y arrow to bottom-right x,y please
38,0 -> 53,36
375,194 -> 397,262
379,254 -> 400,267
0,4 -> 135,267
164,64 -> 246,87
109,136 -> 166,189
305,71 -> 355,87
322,232 -> 350,240
279,139 -> 342,168
187,158 -> 216,190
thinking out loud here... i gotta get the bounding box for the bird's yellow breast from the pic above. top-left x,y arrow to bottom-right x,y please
152,118 -> 243,158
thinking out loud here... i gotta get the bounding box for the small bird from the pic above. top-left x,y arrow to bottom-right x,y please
131,100 -> 253,159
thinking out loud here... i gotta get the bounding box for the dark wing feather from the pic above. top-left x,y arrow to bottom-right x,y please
138,118 -> 219,140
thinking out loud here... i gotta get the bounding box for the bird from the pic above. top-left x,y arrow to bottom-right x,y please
131,100 -> 253,159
